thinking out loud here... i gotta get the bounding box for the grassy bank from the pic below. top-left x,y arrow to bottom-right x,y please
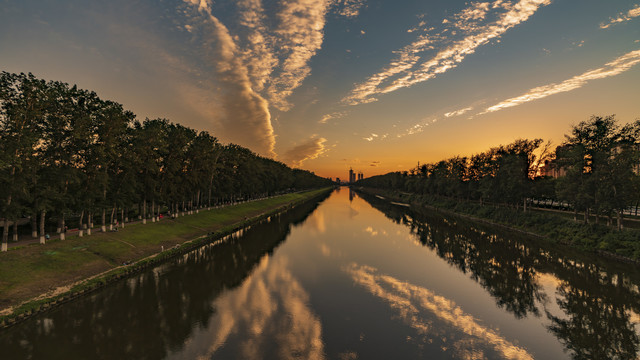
356,187 -> 640,262
0,188 -> 332,324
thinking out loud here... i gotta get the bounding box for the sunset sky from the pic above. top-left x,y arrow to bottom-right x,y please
1,0 -> 639,179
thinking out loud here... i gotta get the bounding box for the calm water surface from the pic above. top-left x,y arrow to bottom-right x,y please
2,188 -> 640,359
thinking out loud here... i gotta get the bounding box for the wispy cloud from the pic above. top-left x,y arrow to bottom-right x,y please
181,0 -> 343,156
482,49 -> 640,114
392,118 -> 438,139
450,1 -> 492,32
184,0 -> 211,11
368,105 -> 474,141
334,0 -> 366,18
319,111 -> 347,124
378,48 -> 640,138
600,4 -> 640,29
183,1 -> 276,157
407,19 -> 427,33
266,0 -> 335,111
282,135 -> 328,167
232,0 -> 336,112
343,0 -> 551,105
363,133 -> 388,141
444,107 -> 473,117
237,0 -> 278,93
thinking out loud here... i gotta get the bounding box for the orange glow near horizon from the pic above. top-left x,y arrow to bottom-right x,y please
1,1 -> 638,179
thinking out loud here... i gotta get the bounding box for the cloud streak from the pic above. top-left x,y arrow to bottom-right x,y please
482,49 -> 640,114
282,136 -> 328,167
181,0 -> 341,156
600,4 -> 640,29
237,0 -> 278,93
372,49 -> 640,140
444,107 -> 473,117
335,0 -> 367,18
223,0 -> 336,113
343,0 -> 551,106
319,111 -> 347,124
266,0 -> 335,111
183,1 -> 276,157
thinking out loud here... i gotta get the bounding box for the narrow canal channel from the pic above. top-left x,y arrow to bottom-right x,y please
2,188 -> 639,359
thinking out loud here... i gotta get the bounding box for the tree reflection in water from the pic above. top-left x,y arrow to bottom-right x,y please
0,193 -> 330,359
548,284 -> 639,360
356,190 -> 640,360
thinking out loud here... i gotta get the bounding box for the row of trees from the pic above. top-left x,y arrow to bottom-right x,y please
555,116 -> 640,228
357,116 -> 640,229
0,72 -> 331,250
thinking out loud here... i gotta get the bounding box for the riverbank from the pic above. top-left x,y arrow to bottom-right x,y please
354,187 -> 640,263
0,188 -> 333,327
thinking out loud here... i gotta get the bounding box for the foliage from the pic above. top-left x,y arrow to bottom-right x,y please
359,138 -> 546,208
358,116 -> 640,226
0,71 -> 332,244
0,188 -> 331,322
368,188 -> 640,260
357,115 -> 640,257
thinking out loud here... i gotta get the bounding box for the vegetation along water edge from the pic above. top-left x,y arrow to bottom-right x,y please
354,187 -> 640,263
352,116 -> 640,263
0,187 -> 333,329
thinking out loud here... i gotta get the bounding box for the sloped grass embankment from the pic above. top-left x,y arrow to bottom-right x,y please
0,188 -> 332,328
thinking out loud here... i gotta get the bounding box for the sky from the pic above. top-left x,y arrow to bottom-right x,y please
1,0 -> 639,180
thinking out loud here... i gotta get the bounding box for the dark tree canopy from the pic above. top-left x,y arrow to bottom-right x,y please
0,71 -> 331,248
357,116 -> 640,228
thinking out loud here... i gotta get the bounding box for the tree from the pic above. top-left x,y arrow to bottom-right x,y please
185,131 -> 221,210
131,119 -> 167,223
0,72 -> 47,248
0,71 -> 331,249
557,116 -> 639,228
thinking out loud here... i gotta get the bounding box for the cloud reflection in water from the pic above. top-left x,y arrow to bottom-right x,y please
174,256 -> 325,360
345,263 -> 533,360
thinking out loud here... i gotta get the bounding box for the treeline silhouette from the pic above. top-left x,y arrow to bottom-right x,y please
358,115 -> 640,229
0,71 -> 331,248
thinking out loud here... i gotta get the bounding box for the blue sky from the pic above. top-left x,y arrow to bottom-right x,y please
1,0 -> 639,178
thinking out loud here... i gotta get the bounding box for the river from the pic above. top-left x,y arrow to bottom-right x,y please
1,188 -> 639,359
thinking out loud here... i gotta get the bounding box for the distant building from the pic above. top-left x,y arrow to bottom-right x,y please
540,143 -> 640,179
540,159 -> 566,178
349,168 -> 355,183
357,172 -> 363,181
336,177 -> 341,184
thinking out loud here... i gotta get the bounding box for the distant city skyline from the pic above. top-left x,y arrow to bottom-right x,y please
1,0 -> 639,179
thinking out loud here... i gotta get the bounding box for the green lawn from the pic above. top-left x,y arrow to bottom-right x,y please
0,188 -> 331,316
